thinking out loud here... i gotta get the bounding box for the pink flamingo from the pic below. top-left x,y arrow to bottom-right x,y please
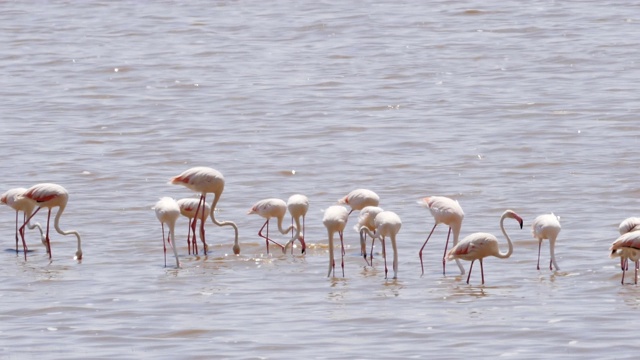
1,188 -> 45,259
18,183 -> 83,260
446,210 -> 523,284
417,196 -> 465,276
170,167 -> 240,255
284,194 -> 308,254
610,231 -> 640,284
176,198 -> 211,255
154,197 -> 181,268
247,198 -> 293,254
353,205 -> 384,265
531,213 -> 561,270
359,210 -> 401,279
323,205 -> 349,277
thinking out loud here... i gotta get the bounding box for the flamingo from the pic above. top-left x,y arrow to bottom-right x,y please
176,198 -> 211,255
1,188 -> 45,259
154,197 -> 181,268
417,196 -> 465,276
610,231 -> 640,284
284,194 -> 308,254
359,211 -> 401,279
323,205 -> 349,277
446,209 -> 523,284
353,205 -> 384,264
18,183 -> 82,260
247,198 -> 293,254
619,217 -> 640,235
170,166 -> 240,255
531,213 -> 561,271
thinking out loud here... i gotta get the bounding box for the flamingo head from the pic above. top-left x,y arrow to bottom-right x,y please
232,243 -> 241,255
75,250 -> 83,260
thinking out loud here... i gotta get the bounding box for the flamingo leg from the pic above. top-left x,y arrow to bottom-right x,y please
186,221 -> 193,255
466,260 -> 474,284
339,230 -> 345,277
480,259 -> 485,285
369,236 -> 376,265
14,211 -> 19,254
537,239 -> 542,270
419,223 -> 438,276
621,258 -> 626,285
258,219 -> 270,254
381,236 -> 388,279
442,227 -> 452,275
161,223 -> 167,267
19,212 -> 29,260
198,194 -> 208,255
45,208 -> 52,259
635,260 -> 639,285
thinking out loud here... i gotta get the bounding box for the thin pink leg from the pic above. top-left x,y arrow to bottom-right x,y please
45,209 -> 52,259
161,223 -> 167,267
537,240 -> 542,270
480,259 -> 485,284
419,223 -> 438,276
466,260 -> 474,284
381,237 -> 388,279
340,230 -> 345,277
198,194 -> 208,255
186,221 -> 193,255
442,227 -> 452,275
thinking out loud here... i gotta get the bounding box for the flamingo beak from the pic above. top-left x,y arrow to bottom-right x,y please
299,238 -> 306,254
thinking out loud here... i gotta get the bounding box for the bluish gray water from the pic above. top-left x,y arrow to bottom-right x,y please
1,1 -> 639,358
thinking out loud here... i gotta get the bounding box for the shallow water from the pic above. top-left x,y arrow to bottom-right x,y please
1,1 -> 640,358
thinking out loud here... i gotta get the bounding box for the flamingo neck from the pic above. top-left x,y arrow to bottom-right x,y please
209,191 -> 240,254
277,215 -> 294,235
169,222 -> 180,267
496,214 -> 514,259
53,204 -> 83,258
292,216 -> 303,240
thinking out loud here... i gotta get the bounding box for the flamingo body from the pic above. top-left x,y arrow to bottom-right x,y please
531,213 -> 561,270
323,205 -> 349,277
610,231 -> 640,284
338,189 -> 379,214
154,197 -> 181,268
446,210 -> 523,284
285,194 -> 308,254
417,196 -> 465,275
18,183 -> 82,260
360,211 -> 401,279
170,167 -> 240,255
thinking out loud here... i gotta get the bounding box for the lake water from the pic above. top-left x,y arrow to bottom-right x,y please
1,1 -> 639,358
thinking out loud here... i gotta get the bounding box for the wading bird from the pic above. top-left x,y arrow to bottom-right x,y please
170,167 -> 240,255
531,213 -> 561,270
247,198 -> 293,254
1,188 -> 45,259
154,197 -> 181,268
18,183 -> 83,260
359,210 -> 401,279
446,209 -> 523,285
324,205 -> 349,277
417,196 -> 465,276
354,205 -> 384,265
284,194 -> 308,254
610,231 -> 640,285
176,198 -> 211,255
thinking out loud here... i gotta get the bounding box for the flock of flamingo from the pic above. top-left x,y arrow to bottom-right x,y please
2,166 -> 640,285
